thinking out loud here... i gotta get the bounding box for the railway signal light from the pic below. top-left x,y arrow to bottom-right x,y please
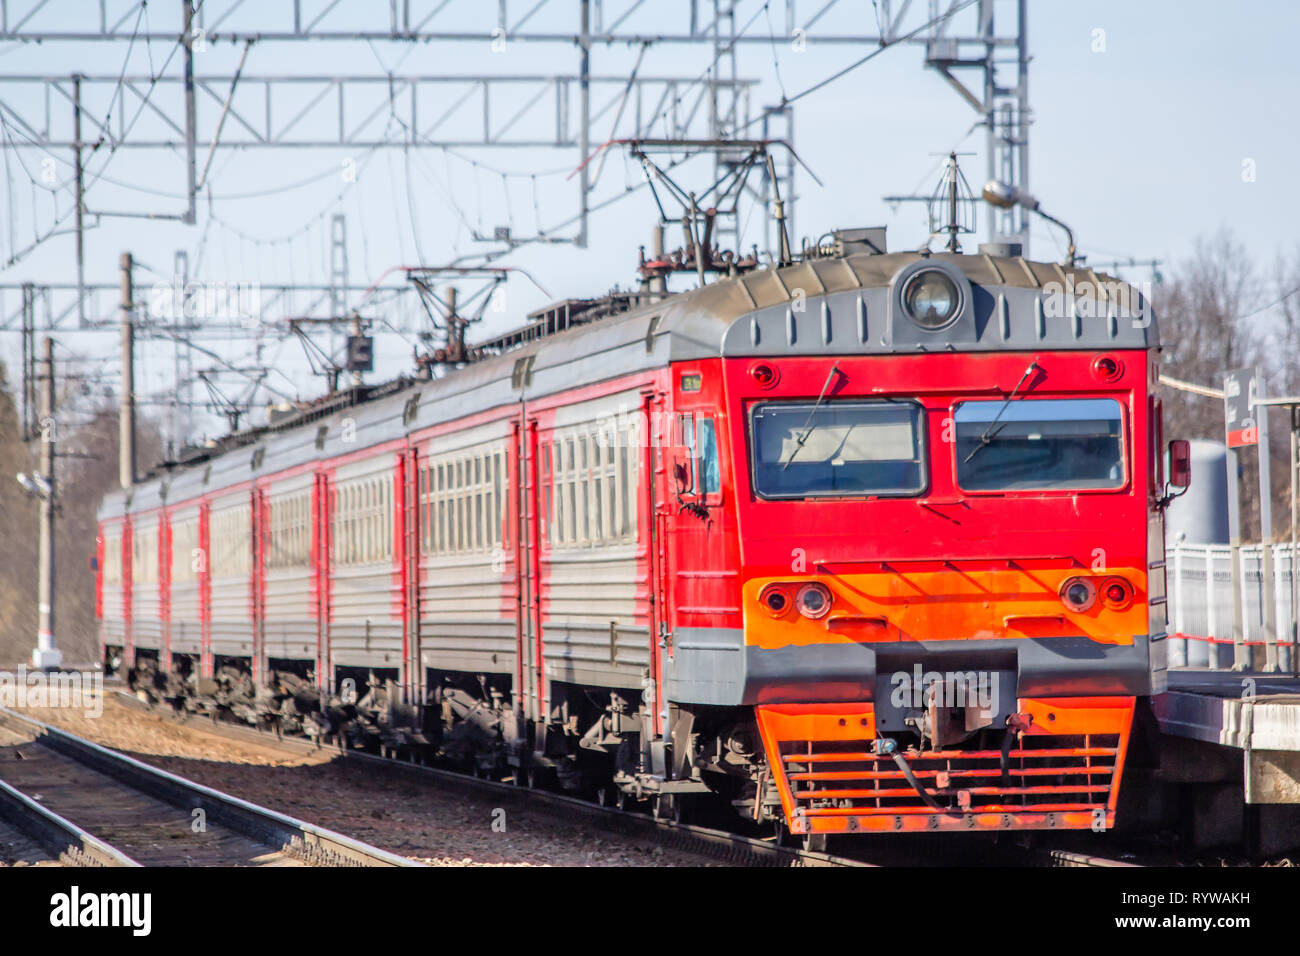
346,335 -> 374,372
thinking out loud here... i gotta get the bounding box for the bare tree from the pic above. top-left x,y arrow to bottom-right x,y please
1155,228 -> 1300,541
0,363 -> 163,665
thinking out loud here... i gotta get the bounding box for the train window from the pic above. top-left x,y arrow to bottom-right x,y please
750,400 -> 926,499
593,464 -> 604,541
565,441 -> 577,543
475,486 -> 485,550
542,463 -> 553,545
1150,396 -> 1165,493
171,519 -> 196,581
954,398 -> 1126,491
493,452 -> 504,545
619,444 -> 632,538
210,504 -> 252,576
420,468 -> 430,552
696,417 -> 721,495
556,441 -> 567,544
680,415 -> 697,491
104,534 -> 122,586
347,487 -> 356,564
458,482 -> 468,552
375,480 -> 383,562
576,435 -> 589,543
267,494 -> 310,570
131,526 -> 159,584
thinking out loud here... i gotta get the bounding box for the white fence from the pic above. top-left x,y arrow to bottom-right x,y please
1166,542 -> 1298,671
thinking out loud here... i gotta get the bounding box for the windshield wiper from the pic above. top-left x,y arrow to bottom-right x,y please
962,360 -> 1041,464
781,362 -> 841,470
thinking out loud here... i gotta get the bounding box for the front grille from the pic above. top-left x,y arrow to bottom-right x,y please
756,699 -> 1133,833
784,735 -> 1118,814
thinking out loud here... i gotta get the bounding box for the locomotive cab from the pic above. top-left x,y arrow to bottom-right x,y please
667,249 -> 1171,837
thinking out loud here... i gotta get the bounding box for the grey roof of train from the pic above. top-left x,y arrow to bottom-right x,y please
99,250 -> 1156,520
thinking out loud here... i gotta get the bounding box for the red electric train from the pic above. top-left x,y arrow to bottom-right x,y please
98,230 -> 1188,845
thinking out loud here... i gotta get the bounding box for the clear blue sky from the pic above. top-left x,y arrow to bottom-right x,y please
1,1 -> 1296,442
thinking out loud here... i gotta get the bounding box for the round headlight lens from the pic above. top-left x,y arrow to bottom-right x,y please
1059,576 -> 1098,613
902,270 -> 960,329
759,584 -> 791,616
795,583 -> 833,620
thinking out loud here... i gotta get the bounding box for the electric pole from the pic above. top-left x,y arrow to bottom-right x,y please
120,251 -> 136,489
31,336 -> 61,670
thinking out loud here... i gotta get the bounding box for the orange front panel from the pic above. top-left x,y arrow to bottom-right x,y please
756,697 -> 1134,834
744,567 -> 1148,649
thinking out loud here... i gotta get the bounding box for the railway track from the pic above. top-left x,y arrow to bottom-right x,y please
111,690 -> 858,867
110,689 -> 1139,868
0,707 -> 422,868
0,774 -> 134,867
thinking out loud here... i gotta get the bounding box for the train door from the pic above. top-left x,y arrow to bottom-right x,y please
513,413 -> 545,726
645,389 -> 670,740
198,502 -> 212,678
312,472 -> 332,689
160,510 -> 172,674
250,486 -> 267,686
401,446 -> 421,708
123,517 -> 134,671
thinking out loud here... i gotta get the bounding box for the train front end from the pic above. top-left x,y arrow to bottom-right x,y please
721,253 -> 1172,837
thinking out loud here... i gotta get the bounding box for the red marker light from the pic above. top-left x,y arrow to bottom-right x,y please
1091,354 -> 1123,382
1101,576 -> 1134,610
749,362 -> 779,389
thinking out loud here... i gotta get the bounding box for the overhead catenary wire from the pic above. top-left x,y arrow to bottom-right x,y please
734,0 -> 981,136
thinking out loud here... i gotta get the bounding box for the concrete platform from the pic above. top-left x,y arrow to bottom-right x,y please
1153,670 -> 1300,808
1156,670 -> 1300,751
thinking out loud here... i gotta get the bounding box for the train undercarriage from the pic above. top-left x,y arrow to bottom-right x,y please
108,648 -> 1137,846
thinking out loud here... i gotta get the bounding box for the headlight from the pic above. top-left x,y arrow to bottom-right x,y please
902,269 -> 960,329
758,583 -> 792,616
1059,576 -> 1097,612
795,583 -> 833,619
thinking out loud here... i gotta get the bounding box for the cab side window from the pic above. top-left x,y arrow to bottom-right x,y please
680,412 -> 721,495
696,417 -> 720,495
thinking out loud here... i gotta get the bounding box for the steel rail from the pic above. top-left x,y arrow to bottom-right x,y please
0,706 -> 423,868
0,775 -> 139,867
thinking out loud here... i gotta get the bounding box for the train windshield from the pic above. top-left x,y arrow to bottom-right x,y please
750,400 -> 926,498
954,398 -> 1125,491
